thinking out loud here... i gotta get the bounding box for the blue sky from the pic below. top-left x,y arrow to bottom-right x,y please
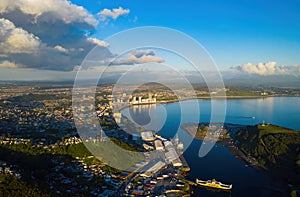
0,0 -> 299,80
73,0 -> 300,67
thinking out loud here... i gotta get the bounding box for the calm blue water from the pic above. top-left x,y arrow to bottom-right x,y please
124,97 -> 300,196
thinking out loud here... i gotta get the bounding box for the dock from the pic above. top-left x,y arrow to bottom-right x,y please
179,154 -> 190,171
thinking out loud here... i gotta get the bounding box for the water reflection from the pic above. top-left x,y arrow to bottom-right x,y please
123,97 -> 300,196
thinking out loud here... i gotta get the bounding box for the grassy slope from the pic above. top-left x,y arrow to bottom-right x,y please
85,138 -> 145,170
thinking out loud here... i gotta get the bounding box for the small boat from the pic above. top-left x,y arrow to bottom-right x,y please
196,178 -> 232,190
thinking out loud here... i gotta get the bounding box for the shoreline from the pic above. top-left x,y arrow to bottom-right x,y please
180,122 -> 289,193
156,95 -> 268,104
118,95 -> 300,112
153,95 -> 300,104
180,123 -> 268,170
118,96 -> 267,111
125,95 -> 300,107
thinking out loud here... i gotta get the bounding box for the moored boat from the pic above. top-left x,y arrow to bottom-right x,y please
196,178 -> 232,190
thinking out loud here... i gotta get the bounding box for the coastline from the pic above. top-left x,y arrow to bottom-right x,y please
156,95 -> 268,103
117,98 -> 300,195
180,122 -> 292,194
118,95 -> 300,112
180,123 -> 268,170
118,95 -> 269,110
181,124 -> 289,176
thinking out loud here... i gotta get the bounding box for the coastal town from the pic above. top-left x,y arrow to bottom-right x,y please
0,84 -> 196,196
0,83 -> 299,196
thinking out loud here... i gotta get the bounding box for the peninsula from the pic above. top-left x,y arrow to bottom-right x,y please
181,122 -> 300,190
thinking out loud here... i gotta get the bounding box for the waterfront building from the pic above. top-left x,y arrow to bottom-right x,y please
140,161 -> 166,177
130,93 -> 157,104
154,139 -> 164,151
141,131 -> 155,141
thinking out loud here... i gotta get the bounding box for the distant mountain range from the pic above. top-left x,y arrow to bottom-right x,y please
224,74 -> 300,87
1,72 -> 299,88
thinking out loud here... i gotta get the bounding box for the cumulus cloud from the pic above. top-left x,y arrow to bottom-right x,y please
0,1 -> 163,72
130,50 -> 155,58
0,18 -> 40,54
0,61 -> 22,68
0,0 -> 98,27
54,45 -> 68,53
0,0 -> 116,71
125,54 -> 164,64
98,7 -> 130,21
231,61 -> 300,76
0,17 -> 109,71
113,50 -> 164,65
0,0 -> 98,42
87,37 -> 109,47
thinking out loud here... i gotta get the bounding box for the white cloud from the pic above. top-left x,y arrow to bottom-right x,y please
0,17 -> 112,71
113,49 -> 164,65
130,50 -> 155,57
87,37 -> 109,47
98,7 -> 130,21
125,54 -> 164,64
0,0 -> 98,26
231,61 -> 300,76
0,60 -> 22,68
0,1 -> 113,71
0,18 -> 40,54
54,45 -> 68,53
0,1 -> 157,72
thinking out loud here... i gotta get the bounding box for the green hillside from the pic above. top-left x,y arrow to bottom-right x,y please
234,124 -> 300,185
